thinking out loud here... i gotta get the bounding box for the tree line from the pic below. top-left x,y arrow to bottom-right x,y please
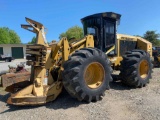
0,27 -> 21,44
58,26 -> 160,46
0,26 -> 160,46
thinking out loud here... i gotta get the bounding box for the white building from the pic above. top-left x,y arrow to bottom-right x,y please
0,44 -> 26,59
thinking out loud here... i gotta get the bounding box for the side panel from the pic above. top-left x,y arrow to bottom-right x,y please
137,38 -> 152,56
119,40 -> 137,56
111,34 -> 153,69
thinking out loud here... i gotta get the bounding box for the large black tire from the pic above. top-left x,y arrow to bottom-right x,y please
62,48 -> 112,102
120,50 -> 153,87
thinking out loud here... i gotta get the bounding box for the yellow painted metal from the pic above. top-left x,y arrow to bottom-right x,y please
139,60 -> 149,79
7,85 -> 33,104
137,37 -> 152,56
109,56 -> 123,66
108,34 -> 153,68
6,17 -> 96,105
51,38 -> 63,61
5,16 -> 153,105
85,35 -> 94,47
117,34 -> 137,41
70,39 -> 86,48
21,18 -> 48,47
51,35 -> 94,66
11,97 -> 46,105
63,38 -> 70,61
84,62 -> 105,89
117,34 -> 152,57
106,45 -> 115,55
7,82 -> 62,105
46,81 -> 62,102
33,78 -> 44,96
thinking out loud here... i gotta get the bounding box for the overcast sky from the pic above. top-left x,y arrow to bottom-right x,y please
0,0 -> 160,43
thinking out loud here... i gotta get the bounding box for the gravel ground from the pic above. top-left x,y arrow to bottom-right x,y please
0,68 -> 160,120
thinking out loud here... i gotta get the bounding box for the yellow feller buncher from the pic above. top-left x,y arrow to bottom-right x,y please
0,12 -> 153,105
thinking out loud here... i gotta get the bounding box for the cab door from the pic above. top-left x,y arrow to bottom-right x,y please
103,19 -> 116,52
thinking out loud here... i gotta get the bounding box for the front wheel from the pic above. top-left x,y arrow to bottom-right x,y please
120,50 -> 153,87
62,48 -> 113,102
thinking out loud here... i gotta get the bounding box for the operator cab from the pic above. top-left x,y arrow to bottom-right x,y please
81,12 -> 121,53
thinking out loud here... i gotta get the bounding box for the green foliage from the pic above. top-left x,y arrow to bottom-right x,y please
0,28 -> 10,44
134,35 -> 142,37
0,27 -> 21,44
59,26 -> 83,41
143,31 -> 160,46
9,30 -> 21,44
28,36 -> 36,44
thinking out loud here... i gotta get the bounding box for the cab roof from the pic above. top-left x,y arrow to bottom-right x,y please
81,12 -> 121,22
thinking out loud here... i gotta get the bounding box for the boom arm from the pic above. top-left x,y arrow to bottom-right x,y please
21,17 -> 48,46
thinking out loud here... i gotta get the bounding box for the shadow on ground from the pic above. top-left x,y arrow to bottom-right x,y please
0,89 -> 84,114
0,93 -> 40,114
0,93 -> 10,103
0,74 -> 136,113
110,81 -> 133,90
110,74 -> 135,90
45,89 -> 85,110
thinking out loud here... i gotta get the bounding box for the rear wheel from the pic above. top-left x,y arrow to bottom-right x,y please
62,48 -> 113,102
120,50 -> 153,87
